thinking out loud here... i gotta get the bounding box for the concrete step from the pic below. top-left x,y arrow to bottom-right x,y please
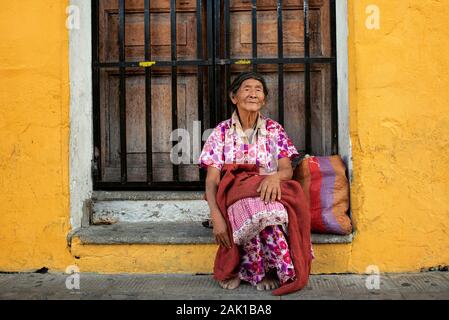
91,191 -> 211,224
73,191 -> 355,275
67,222 -> 354,274
69,222 -> 354,245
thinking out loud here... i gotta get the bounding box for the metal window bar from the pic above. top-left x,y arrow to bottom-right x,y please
170,0 -> 179,182
214,0 -> 222,121
330,0 -> 339,155
277,0 -> 284,126
251,0 -> 257,72
94,57 -> 334,68
197,0 -> 206,182
119,0 -> 127,183
207,0 -> 216,127
144,0 -> 153,183
304,0 -> 312,154
92,0 -> 102,181
224,0 -> 231,119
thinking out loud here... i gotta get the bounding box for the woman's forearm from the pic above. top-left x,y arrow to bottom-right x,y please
275,157 -> 294,181
276,167 -> 293,181
205,180 -> 222,218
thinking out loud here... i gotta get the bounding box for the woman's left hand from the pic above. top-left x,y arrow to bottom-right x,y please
257,173 -> 282,204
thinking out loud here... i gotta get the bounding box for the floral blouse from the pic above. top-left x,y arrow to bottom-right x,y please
198,111 -> 299,174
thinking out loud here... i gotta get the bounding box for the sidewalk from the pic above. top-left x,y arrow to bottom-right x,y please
0,271 -> 448,300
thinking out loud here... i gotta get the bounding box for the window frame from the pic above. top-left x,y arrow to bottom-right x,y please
68,0 -> 351,229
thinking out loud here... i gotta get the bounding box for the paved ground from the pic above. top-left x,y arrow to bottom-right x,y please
0,271 -> 448,300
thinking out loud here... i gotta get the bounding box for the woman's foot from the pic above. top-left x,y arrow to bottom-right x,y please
219,277 -> 241,290
256,276 -> 280,291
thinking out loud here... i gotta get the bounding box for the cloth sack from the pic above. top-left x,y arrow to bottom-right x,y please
293,155 -> 352,235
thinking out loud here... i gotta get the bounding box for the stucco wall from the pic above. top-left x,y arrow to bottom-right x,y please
0,0 -> 448,274
0,0 -> 74,270
347,0 -> 449,272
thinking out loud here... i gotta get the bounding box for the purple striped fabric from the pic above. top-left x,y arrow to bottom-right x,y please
317,157 -> 343,234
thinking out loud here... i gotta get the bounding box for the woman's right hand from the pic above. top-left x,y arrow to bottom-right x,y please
211,210 -> 232,249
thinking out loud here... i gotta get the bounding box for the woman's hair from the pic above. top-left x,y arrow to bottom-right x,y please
229,72 -> 269,99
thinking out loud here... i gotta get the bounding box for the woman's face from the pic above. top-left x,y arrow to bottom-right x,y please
230,78 -> 266,113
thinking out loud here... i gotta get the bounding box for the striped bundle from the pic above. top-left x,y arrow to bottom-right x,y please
293,155 -> 353,235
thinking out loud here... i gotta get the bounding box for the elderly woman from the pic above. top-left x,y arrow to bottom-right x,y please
199,72 -> 313,295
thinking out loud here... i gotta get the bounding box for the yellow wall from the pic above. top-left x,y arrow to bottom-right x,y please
0,0 -> 74,271
0,0 -> 448,274
347,0 -> 449,272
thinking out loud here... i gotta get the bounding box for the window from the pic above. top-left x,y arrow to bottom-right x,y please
92,0 -> 338,190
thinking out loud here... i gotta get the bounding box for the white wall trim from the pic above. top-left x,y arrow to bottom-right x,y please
68,1 -> 351,229
336,0 -> 352,182
69,0 -> 93,229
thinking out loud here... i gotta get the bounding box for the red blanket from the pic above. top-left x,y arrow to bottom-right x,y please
210,164 -> 313,296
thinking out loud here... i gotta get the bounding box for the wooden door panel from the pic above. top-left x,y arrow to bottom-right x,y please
310,64 -> 332,155
102,12 -> 198,62
99,0 -> 200,63
229,0 -> 330,58
98,0 -> 205,183
100,69 -> 201,182
230,10 -> 304,59
283,68 -> 306,151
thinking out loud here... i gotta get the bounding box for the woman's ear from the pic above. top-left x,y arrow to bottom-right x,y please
229,92 -> 237,105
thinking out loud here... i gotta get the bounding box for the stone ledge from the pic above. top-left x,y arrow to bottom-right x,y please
92,191 -> 205,201
69,222 -> 354,246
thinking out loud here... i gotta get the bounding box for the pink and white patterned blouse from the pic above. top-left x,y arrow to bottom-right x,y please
198,111 -> 299,174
